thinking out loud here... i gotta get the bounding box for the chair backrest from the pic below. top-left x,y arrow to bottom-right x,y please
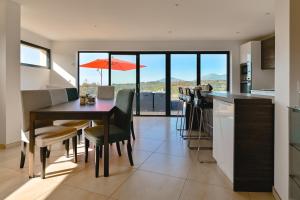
114,89 -> 135,135
178,87 -> 184,95
21,90 -> 52,132
97,86 -> 115,100
66,88 -> 79,101
49,89 -> 68,106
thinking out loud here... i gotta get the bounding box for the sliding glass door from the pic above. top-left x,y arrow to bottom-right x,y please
111,54 -> 137,114
170,54 -> 197,115
78,51 -> 229,116
200,53 -> 229,91
140,54 -> 166,115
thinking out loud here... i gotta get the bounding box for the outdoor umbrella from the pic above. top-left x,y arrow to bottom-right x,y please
80,58 -> 146,85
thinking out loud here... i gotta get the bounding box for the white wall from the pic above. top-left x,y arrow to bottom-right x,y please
274,0 -> 290,198
251,42 -> 275,90
0,0 -> 21,144
20,29 -> 52,90
50,40 -> 241,93
0,0 -> 7,145
274,0 -> 300,199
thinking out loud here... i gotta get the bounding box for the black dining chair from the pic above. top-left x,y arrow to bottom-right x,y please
84,89 -> 135,177
66,87 -> 79,101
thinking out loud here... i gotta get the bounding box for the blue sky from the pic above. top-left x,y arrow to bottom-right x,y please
79,53 -> 227,85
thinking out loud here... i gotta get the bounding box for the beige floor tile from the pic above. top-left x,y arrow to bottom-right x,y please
111,170 -> 185,200
0,156 -> 40,172
14,153 -> 84,178
0,168 -> 28,200
0,143 -> 78,173
37,184 -> 108,200
249,192 -> 275,200
187,162 -> 233,189
4,172 -> 69,200
139,152 -> 192,178
109,149 -> 152,168
195,150 -> 216,163
131,138 -> 163,152
135,128 -> 168,140
63,163 -> 135,196
180,179 -> 250,200
155,139 -> 191,157
0,146 -> 20,160
0,117 -> 275,200
134,117 -> 176,141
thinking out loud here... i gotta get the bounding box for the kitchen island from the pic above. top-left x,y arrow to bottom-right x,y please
209,92 -> 274,192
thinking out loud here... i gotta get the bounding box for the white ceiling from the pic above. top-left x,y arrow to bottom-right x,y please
15,0 -> 275,41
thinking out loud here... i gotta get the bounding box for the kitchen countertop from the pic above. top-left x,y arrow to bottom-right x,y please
207,91 -> 274,104
251,89 -> 275,97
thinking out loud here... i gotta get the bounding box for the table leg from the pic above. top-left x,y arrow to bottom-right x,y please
103,115 -> 110,177
29,117 -> 35,178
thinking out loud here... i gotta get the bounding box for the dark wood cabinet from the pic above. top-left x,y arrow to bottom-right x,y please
261,36 -> 275,69
211,93 -> 274,192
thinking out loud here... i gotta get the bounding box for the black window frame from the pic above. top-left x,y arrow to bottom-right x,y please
20,40 -> 51,69
77,51 -> 230,116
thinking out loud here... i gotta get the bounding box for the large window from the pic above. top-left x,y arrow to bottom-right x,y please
79,52 -> 109,96
200,53 -> 229,91
78,51 -> 229,116
20,41 -> 51,69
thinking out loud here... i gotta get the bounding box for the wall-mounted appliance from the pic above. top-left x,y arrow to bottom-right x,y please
240,63 -> 252,93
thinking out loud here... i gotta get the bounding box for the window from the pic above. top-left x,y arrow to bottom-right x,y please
200,53 -> 229,91
20,41 -> 51,69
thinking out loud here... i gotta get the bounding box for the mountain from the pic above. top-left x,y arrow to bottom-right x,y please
158,74 -> 226,82
202,73 -> 226,80
158,77 -> 190,82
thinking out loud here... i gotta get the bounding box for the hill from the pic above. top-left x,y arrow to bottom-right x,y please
202,73 -> 226,80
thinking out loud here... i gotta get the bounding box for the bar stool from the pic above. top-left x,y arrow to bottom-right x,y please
175,87 -> 186,132
186,88 -> 213,149
181,88 -> 194,138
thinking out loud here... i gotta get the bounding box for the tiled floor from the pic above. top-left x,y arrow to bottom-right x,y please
0,117 -> 275,200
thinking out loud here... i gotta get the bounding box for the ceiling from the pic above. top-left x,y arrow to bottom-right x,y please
15,0 -> 275,41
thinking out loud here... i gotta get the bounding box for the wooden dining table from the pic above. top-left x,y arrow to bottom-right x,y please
28,99 -> 116,178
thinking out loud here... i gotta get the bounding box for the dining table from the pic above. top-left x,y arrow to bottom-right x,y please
28,99 -> 116,178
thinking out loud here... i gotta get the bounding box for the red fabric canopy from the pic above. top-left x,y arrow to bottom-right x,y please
80,58 -> 145,71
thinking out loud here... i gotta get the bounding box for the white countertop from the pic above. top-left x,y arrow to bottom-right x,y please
251,89 -> 275,97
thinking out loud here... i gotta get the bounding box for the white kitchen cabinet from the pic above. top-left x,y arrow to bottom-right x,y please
240,42 -> 251,64
213,98 -> 234,182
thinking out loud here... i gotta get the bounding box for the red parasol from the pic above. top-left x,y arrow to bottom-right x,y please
80,58 -> 145,85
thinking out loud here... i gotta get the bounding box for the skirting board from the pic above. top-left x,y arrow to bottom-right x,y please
273,187 -> 282,200
0,141 -> 21,149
